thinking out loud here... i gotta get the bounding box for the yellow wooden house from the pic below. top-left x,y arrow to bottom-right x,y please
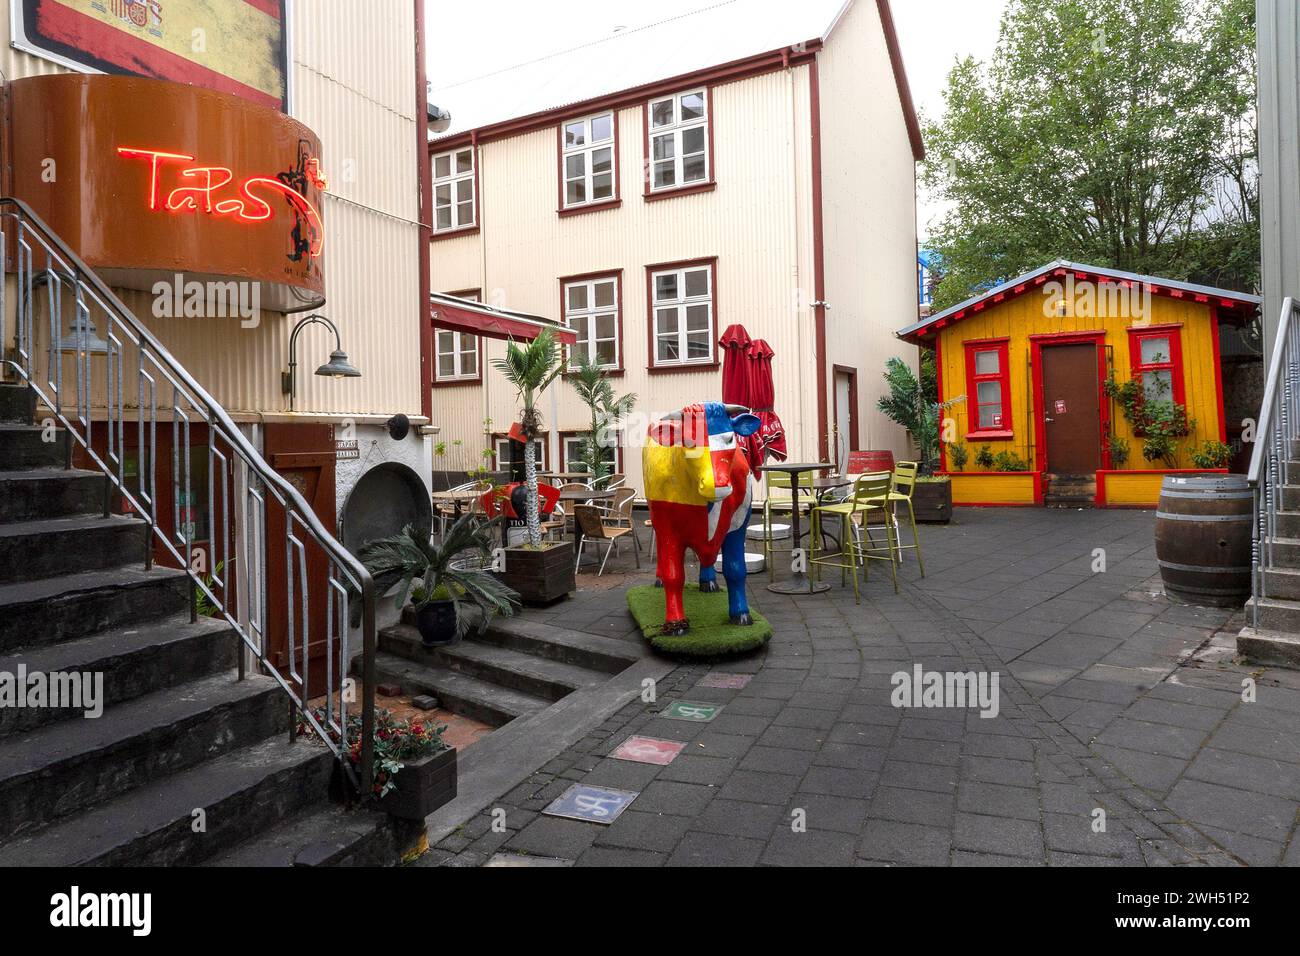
897,261 -> 1260,507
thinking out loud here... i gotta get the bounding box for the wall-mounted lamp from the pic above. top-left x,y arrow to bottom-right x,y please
281,313 -> 361,410
56,314 -> 109,354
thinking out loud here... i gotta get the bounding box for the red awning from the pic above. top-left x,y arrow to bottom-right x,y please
430,293 -> 576,344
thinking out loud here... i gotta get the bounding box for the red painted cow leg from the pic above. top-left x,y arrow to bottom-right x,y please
654,520 -> 689,634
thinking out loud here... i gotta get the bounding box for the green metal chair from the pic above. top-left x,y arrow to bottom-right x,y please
761,469 -> 816,582
888,461 -> 926,577
809,472 -> 898,602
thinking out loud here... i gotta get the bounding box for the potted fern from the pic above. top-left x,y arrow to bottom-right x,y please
877,355 -> 955,523
492,328 -> 575,603
358,514 -> 520,647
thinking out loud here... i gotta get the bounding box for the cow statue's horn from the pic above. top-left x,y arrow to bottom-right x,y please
724,404 -> 753,417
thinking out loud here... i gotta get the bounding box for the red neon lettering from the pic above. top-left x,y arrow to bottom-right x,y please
117,145 -> 327,258
117,147 -> 196,210
166,166 -> 235,213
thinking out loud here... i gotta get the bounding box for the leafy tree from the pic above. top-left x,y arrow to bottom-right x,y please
922,0 -> 1258,310
492,328 -> 564,546
568,354 -> 636,483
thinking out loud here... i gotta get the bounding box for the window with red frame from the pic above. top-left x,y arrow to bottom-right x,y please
1128,327 -> 1184,406
964,340 -> 1011,434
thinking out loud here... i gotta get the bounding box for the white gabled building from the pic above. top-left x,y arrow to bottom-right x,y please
429,0 -> 924,490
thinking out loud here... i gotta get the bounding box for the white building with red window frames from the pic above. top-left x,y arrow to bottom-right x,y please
428,0 -> 924,490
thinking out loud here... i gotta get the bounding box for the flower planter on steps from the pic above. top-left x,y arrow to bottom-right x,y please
498,541 -> 575,605
376,747 -> 457,821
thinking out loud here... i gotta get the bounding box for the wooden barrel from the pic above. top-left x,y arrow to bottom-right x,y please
847,450 -> 895,474
1155,474 -> 1252,607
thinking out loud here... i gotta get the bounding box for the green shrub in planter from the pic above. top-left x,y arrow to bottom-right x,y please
947,442 -> 968,471
975,445 -> 995,469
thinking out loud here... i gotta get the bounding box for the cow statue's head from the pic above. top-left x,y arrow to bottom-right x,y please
644,402 -> 761,506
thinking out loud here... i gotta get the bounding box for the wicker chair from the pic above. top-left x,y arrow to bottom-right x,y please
574,504 -> 639,575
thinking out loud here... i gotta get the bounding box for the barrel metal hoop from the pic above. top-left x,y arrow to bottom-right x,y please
1154,511 -> 1251,522
1159,490 -> 1253,500
1157,558 -> 1252,574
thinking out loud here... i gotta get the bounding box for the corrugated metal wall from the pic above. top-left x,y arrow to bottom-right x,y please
2,1 -> 423,421
430,66 -> 820,495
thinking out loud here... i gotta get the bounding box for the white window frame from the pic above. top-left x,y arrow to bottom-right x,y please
433,147 -> 475,232
651,263 -> 714,367
495,436 -> 546,471
647,89 -> 709,193
561,112 -> 616,209
563,275 -> 619,371
563,433 -> 620,474
435,329 -> 479,382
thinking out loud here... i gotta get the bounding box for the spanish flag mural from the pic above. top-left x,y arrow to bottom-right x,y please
13,0 -> 287,111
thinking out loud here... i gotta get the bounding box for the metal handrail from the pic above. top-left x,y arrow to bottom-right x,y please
1249,297 -> 1299,628
0,197 -> 375,792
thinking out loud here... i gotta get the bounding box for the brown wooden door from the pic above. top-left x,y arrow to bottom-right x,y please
1041,343 -> 1102,474
263,423 -> 338,699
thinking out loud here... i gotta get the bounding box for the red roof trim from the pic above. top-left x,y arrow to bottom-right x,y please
874,1 -> 925,161
430,300 -> 577,345
431,42 -> 822,151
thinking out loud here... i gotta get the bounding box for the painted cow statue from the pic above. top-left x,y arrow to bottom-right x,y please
644,402 -> 761,635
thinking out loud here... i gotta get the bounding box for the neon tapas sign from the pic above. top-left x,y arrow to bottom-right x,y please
117,146 -> 327,258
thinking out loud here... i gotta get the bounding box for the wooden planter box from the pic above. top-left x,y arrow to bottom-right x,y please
377,747 -> 457,821
942,471 -> 1043,506
911,480 -> 952,523
1096,468 -> 1228,507
500,541 -> 575,605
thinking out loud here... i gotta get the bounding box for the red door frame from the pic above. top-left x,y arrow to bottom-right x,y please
1029,330 -> 1111,474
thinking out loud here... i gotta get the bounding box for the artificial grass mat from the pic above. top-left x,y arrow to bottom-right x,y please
627,583 -> 772,657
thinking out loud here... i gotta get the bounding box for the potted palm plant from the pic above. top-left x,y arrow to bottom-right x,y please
568,353 -> 636,483
492,328 -> 576,603
877,354 -> 956,524
359,514 -> 520,646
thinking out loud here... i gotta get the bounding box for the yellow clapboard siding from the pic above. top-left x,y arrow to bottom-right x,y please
948,472 -> 1038,505
937,280 -> 1223,473
1099,471 -> 1166,506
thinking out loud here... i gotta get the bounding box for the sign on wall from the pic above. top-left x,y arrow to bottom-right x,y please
11,0 -> 289,111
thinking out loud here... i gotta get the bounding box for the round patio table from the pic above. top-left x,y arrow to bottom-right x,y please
764,461 -> 836,594
541,471 -> 592,483
431,487 -> 482,521
557,486 -> 616,566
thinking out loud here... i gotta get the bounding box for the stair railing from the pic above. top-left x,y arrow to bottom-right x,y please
1249,296 -> 1300,628
0,197 -> 376,794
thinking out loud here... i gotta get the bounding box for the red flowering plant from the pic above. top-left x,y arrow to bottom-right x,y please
307,707 -> 448,798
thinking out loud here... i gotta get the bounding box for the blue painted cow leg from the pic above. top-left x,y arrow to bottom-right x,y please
723,506 -> 753,625
698,563 -> 720,593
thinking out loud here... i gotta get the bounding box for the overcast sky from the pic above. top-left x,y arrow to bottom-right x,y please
427,0 -> 1010,237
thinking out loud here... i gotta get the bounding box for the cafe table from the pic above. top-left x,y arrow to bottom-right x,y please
762,461 -> 837,595
557,485 -> 616,566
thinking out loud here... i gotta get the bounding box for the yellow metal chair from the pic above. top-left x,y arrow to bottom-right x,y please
761,469 -> 816,582
888,460 -> 926,577
809,472 -> 898,602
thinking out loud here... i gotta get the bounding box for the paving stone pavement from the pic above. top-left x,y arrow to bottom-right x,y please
416,507 -> 1300,867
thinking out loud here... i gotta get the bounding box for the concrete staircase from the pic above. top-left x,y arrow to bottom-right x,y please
1240,440 -> 1300,667
0,382 -> 412,866
370,612 -> 642,728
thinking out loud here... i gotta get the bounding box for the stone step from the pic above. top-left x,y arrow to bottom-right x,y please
0,614 -> 237,738
0,735 -> 334,866
0,514 -> 148,586
1247,596 -> 1300,634
1237,626 -> 1300,669
0,423 -> 67,469
1263,565 -> 1300,600
370,651 -> 550,727
1262,536 -> 1300,568
381,624 -> 608,701
0,469 -> 105,524
0,566 -> 189,652
1276,510 -> 1300,539
0,672 -> 287,841
472,615 -> 642,675
0,384 -> 35,425
1282,486 -> 1300,511
205,803 -> 414,867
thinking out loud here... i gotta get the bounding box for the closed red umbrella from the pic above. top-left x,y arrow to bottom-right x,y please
747,338 -> 786,467
719,324 -> 753,407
